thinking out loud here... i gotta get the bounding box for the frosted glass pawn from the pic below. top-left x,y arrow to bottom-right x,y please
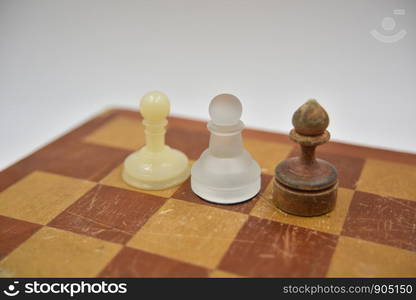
191,94 -> 261,204
122,91 -> 190,190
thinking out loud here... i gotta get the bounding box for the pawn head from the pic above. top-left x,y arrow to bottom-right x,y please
292,99 -> 329,136
209,94 -> 242,126
140,91 -> 170,121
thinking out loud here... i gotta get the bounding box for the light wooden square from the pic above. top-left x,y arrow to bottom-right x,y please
127,198 -> 248,269
83,116 -> 144,150
210,270 -> 242,278
250,183 -> 354,235
357,159 -> 416,201
327,236 -> 416,277
0,227 -> 121,277
0,171 -> 96,225
244,138 -> 293,175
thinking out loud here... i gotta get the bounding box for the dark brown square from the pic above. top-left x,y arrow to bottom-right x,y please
48,212 -> 132,244
166,127 -> 209,160
0,215 -> 42,260
99,247 -> 209,277
342,191 -> 416,252
49,185 -> 166,244
0,171 -> 20,193
172,174 -> 273,214
289,148 -> 365,189
219,216 -> 338,277
0,141 -> 130,190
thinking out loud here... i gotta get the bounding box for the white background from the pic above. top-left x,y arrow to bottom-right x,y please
0,0 -> 415,170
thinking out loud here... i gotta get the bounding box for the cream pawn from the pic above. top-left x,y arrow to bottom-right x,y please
122,91 -> 190,190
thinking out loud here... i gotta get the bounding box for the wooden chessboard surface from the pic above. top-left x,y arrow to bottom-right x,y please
0,108 -> 415,278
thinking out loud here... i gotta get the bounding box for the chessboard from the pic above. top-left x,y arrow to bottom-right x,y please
0,108 -> 415,278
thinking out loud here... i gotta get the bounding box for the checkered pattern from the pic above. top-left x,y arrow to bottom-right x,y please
1,109 -> 416,278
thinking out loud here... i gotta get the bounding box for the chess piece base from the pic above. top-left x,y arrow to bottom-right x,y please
122,146 -> 190,190
275,157 -> 338,191
191,176 -> 261,204
191,149 -> 261,204
272,179 -> 338,217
